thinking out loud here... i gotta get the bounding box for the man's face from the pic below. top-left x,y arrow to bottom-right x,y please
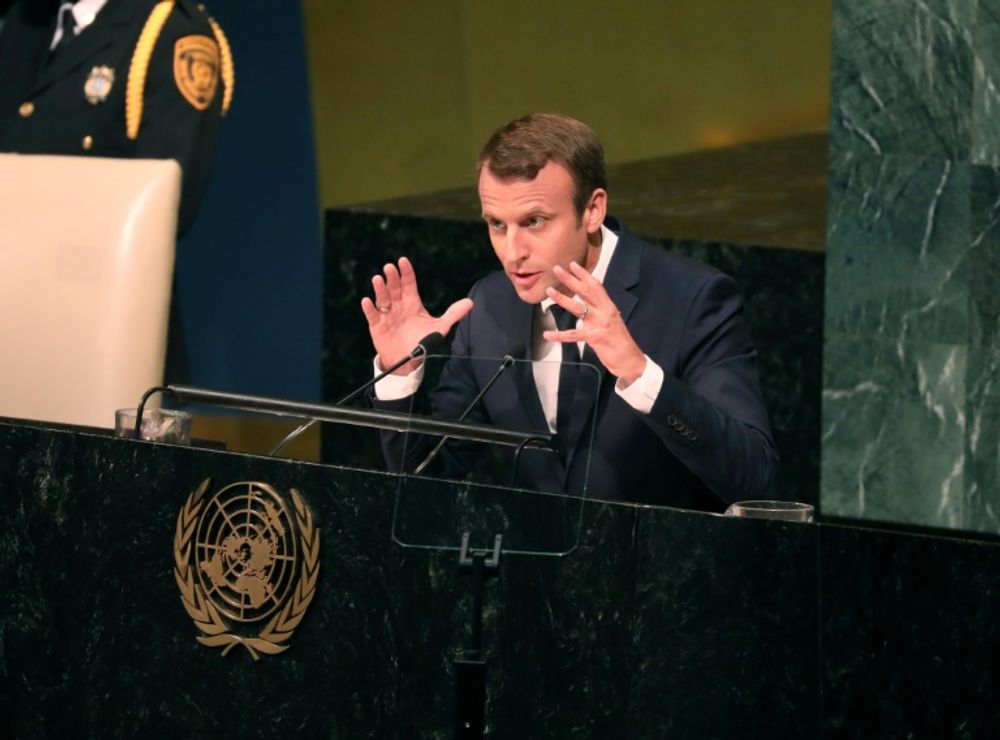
479,160 -> 606,305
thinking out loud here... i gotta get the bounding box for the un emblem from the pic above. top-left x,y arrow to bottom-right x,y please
174,480 -> 320,660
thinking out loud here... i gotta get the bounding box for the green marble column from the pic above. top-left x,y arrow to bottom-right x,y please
822,0 -> 1000,532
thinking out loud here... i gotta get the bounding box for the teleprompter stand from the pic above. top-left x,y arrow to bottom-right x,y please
453,532 -> 502,740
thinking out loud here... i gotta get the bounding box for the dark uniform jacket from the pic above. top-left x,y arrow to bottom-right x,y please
377,218 -> 778,512
0,0 -> 227,232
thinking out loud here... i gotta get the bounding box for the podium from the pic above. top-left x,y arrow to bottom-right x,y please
2,417 -> 1000,738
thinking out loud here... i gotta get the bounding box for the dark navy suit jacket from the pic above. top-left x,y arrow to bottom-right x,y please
379,219 -> 778,512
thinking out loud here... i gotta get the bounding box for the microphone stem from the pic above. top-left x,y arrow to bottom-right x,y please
337,346 -> 427,406
269,342 -> 432,457
413,355 -> 514,475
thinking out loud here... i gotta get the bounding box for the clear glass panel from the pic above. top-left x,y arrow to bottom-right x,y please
390,354 -> 601,556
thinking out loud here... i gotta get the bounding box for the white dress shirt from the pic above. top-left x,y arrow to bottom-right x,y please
374,224 -> 665,432
49,0 -> 108,49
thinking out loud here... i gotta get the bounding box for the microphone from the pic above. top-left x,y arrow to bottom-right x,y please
268,331 -> 448,456
337,331 -> 448,406
413,340 -> 527,475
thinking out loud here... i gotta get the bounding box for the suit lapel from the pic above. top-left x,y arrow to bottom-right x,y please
562,221 -> 643,474
508,296 -> 549,435
0,2 -> 58,116
602,221 -> 641,326
31,0 -> 140,95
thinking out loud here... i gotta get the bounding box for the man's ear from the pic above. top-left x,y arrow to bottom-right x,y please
583,188 -> 608,233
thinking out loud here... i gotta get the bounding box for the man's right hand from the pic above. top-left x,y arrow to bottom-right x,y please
360,256 -> 474,374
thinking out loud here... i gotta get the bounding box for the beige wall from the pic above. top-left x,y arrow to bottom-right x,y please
304,0 -> 832,207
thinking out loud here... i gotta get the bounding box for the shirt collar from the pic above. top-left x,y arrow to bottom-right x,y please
539,223 -> 619,312
51,0 -> 107,48
72,0 -> 109,30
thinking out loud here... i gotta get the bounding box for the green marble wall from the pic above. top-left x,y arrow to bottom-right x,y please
822,0 -> 1000,532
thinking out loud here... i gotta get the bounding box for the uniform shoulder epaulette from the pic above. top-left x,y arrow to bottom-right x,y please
124,1 -> 234,141
204,10 -> 235,115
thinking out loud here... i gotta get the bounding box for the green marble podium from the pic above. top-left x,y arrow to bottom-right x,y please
3,417 -> 1000,738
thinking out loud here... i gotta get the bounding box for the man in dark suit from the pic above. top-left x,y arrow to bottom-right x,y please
362,113 -> 777,511
0,0 -> 232,233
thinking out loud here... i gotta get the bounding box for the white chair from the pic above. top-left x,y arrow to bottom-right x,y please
0,153 -> 181,428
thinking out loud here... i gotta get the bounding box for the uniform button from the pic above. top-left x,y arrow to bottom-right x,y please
82,135 -> 94,151
19,101 -> 34,117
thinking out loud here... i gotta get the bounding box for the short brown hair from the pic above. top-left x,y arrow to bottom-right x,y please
477,113 -> 608,216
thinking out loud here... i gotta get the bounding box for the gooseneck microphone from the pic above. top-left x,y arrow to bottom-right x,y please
336,331 -> 448,406
413,341 -> 527,475
268,331 -> 448,456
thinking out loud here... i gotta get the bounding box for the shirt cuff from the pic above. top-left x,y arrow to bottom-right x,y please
614,354 -> 663,414
372,356 -> 424,400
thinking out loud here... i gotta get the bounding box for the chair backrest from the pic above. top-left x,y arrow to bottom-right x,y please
0,153 -> 180,428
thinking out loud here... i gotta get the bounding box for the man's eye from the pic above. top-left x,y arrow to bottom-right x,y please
489,220 -> 505,231
527,217 -> 545,228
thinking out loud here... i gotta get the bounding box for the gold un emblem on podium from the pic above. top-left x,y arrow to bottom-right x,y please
174,480 -> 320,660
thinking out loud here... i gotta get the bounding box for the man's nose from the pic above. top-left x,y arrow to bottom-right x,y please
504,228 -> 529,261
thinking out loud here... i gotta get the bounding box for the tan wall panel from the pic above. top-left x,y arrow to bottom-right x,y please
305,0 -> 832,206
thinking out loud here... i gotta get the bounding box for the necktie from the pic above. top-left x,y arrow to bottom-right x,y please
551,305 -> 579,459
53,3 -> 77,52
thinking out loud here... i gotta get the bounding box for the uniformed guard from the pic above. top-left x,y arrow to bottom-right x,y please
0,0 -> 234,233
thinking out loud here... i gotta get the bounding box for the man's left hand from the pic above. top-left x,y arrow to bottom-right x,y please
544,261 -> 647,385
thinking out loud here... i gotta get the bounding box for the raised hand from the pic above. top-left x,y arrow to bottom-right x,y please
543,261 -> 647,384
360,257 -> 473,374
